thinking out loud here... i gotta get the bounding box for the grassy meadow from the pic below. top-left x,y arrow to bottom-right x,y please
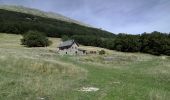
0,33 -> 170,100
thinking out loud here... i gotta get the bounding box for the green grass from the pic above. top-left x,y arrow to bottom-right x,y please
0,33 -> 170,100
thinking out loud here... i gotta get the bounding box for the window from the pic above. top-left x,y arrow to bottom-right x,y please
66,52 -> 67,54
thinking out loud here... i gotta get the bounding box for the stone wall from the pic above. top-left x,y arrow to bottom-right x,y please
58,43 -> 85,55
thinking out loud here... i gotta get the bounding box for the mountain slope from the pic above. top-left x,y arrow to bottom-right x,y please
0,7 -> 114,38
0,5 -> 91,27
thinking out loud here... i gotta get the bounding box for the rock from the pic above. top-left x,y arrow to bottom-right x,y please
79,87 -> 99,92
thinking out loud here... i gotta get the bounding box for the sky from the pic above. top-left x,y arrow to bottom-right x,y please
0,0 -> 170,34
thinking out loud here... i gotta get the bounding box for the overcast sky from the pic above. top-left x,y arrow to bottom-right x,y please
0,0 -> 170,34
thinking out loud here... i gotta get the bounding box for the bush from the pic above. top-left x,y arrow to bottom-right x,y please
61,35 -> 70,41
99,50 -> 106,55
21,30 -> 51,47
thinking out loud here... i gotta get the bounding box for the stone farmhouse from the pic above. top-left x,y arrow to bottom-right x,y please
58,40 -> 87,55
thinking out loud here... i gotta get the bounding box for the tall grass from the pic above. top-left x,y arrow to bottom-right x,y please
0,56 -> 87,99
0,33 -> 170,100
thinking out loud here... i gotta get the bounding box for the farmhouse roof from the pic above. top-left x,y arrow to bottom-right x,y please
58,40 -> 79,48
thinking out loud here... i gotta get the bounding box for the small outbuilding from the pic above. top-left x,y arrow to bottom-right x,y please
58,40 -> 86,55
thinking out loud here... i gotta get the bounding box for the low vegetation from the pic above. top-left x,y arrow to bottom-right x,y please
0,33 -> 170,100
99,50 -> 106,55
21,30 -> 51,47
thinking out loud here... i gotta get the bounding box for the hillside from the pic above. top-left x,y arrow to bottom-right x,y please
0,5 -> 169,57
0,5 -> 91,27
0,5 -> 114,38
0,33 -> 170,100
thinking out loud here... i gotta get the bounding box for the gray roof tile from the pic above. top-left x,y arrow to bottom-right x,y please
58,40 -> 76,48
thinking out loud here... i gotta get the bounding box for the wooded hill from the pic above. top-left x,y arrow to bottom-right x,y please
0,5 -> 91,27
0,9 -> 114,38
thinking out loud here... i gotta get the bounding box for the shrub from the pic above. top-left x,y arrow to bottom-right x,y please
21,30 -> 51,47
99,50 -> 106,55
61,35 -> 70,41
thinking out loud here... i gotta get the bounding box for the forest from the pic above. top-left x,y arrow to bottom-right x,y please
0,9 -> 114,38
70,32 -> 170,56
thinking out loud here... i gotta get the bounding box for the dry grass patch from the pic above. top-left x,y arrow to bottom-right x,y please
0,33 -> 22,48
149,89 -> 170,100
0,56 -> 87,99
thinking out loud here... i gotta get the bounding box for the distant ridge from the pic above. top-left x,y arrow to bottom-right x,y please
0,5 -> 92,27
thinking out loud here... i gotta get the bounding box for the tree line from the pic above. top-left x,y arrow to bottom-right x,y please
64,31 -> 170,56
